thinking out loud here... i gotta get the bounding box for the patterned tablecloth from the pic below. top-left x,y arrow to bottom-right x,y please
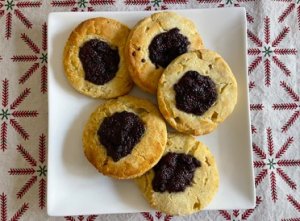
0,0 -> 299,220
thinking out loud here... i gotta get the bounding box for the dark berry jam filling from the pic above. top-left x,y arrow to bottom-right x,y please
79,39 -> 120,85
148,28 -> 190,68
98,111 -> 145,162
152,152 -> 201,193
174,71 -> 218,116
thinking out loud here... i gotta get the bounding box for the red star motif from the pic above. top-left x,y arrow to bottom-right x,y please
248,16 -> 297,87
253,128 -> 299,203
0,79 -> 38,152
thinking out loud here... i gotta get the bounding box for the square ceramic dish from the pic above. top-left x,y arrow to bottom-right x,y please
47,8 -> 255,216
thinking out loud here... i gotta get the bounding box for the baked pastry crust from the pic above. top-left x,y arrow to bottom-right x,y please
125,12 -> 204,94
82,95 -> 167,179
157,49 -> 238,136
64,17 -> 133,99
135,132 -> 219,215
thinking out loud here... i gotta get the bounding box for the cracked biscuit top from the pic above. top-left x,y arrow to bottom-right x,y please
125,11 -> 204,94
158,49 -> 238,136
82,96 -> 167,179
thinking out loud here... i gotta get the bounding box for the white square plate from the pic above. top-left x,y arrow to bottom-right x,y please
47,8 -> 255,216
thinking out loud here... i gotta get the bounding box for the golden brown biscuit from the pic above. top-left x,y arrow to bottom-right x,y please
125,12 -> 204,94
64,17 -> 133,99
82,96 -> 167,179
136,133 -> 219,215
157,50 -> 238,136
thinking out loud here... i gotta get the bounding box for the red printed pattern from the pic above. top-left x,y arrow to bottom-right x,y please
124,0 -> 188,11
253,128 -> 299,203
247,16 -> 297,86
11,23 -> 48,94
273,81 -> 300,132
141,212 -> 173,221
51,0 -> 115,11
64,215 -> 98,221
8,135 -> 47,209
197,0 -> 256,23
0,0 -> 42,40
273,0 -> 300,30
282,195 -> 300,221
0,79 -> 38,151
219,196 -> 263,220
0,193 -> 29,221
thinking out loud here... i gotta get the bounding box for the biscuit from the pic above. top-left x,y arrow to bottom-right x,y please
125,12 -> 204,94
136,133 -> 219,215
157,50 -> 238,135
82,96 -> 167,179
64,17 -> 133,99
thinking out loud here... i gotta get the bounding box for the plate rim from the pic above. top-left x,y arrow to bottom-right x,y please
47,7 -> 255,216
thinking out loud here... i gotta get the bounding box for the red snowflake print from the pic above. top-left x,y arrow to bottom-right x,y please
0,192 -> 29,221
124,0 -> 188,11
0,0 -> 42,40
0,79 -> 38,152
248,16 -> 297,87
219,196 -> 262,220
11,23 -> 47,94
8,134 -> 47,209
64,215 -> 98,221
196,0 -> 255,23
253,128 -> 299,203
272,81 -> 299,133
51,0 -> 115,12
273,0 -> 300,30
141,211 -> 172,221
281,195 -> 300,221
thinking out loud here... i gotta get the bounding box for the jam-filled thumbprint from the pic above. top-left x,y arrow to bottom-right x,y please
174,71 -> 217,116
79,39 -> 120,85
158,50 -> 238,135
149,28 -> 190,69
98,111 -> 145,162
135,133 -> 219,215
152,152 -> 201,193
83,96 -> 167,179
